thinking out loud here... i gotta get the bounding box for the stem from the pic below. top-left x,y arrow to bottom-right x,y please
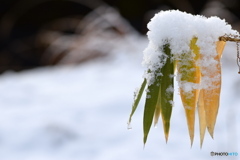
219,35 -> 240,74
219,36 -> 240,42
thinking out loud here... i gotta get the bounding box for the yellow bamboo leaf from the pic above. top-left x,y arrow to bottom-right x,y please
216,41 -> 226,58
202,41 -> 226,138
178,37 -> 201,145
198,90 -> 206,148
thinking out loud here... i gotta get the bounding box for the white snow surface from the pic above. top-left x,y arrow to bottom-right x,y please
0,34 -> 239,160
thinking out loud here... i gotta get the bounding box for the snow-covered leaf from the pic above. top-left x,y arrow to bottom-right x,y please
143,70 -> 161,145
160,44 -> 174,142
177,37 -> 201,145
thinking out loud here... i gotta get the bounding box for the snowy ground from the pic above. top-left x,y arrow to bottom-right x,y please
0,35 -> 239,160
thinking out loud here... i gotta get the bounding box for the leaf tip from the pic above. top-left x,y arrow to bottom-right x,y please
200,142 -> 203,149
190,141 -> 193,148
143,135 -> 148,146
190,134 -> 194,147
165,135 -> 169,143
163,121 -> 170,143
207,127 -> 214,139
127,122 -> 132,130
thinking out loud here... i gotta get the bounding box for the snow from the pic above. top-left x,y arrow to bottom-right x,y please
143,10 -> 239,89
0,33 -> 239,159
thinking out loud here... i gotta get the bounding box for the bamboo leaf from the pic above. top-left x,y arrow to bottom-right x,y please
153,85 -> 161,126
160,44 -> 174,142
177,37 -> 201,145
128,79 -> 147,127
216,41 -> 226,58
198,90 -> 206,148
143,72 -> 161,145
203,41 -> 226,138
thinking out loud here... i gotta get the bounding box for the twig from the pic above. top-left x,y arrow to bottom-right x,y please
219,35 -> 240,74
219,36 -> 240,42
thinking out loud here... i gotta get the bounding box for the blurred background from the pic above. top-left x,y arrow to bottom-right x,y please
0,0 -> 239,160
1,0 -> 240,73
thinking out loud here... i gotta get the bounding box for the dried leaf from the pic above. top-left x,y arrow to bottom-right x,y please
203,41 -> 226,138
198,90 -> 206,148
178,37 -> 201,145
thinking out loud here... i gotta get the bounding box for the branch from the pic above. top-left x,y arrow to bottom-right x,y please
219,36 -> 240,42
219,35 -> 240,74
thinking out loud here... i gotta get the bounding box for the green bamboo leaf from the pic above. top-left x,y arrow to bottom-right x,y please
160,44 -> 174,142
143,70 -> 161,145
153,85 -> 161,126
128,79 -> 147,127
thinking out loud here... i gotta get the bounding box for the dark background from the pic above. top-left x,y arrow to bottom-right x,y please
0,0 -> 240,73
